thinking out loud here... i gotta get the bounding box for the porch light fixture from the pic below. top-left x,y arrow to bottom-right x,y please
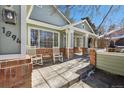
2,6 -> 17,25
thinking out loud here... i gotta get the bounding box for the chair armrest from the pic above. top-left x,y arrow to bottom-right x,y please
31,55 -> 37,58
36,54 -> 42,57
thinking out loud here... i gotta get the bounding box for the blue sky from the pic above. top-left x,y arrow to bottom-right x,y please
59,5 -> 124,32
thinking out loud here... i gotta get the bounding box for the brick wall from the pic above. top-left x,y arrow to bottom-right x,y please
90,48 -> 96,66
74,47 -> 82,53
0,56 -> 32,88
36,48 -> 53,58
69,49 -> 74,59
82,48 -> 88,55
60,48 -> 68,59
36,48 -> 74,60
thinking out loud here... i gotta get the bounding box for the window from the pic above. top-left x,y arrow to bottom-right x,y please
40,31 -> 53,48
30,28 -> 59,48
30,29 -> 39,47
54,33 -> 58,47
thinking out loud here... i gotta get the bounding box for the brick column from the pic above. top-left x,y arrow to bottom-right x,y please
90,48 -> 96,66
82,48 -> 87,55
0,56 -> 32,88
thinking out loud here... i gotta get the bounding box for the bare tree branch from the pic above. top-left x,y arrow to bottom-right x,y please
97,5 -> 113,32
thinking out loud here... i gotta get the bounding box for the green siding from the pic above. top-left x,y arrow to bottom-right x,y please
96,53 -> 124,76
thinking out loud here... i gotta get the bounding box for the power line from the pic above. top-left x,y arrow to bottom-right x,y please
97,5 -> 113,34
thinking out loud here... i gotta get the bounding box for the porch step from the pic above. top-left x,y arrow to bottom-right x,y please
60,71 -> 80,87
67,65 -> 94,88
69,81 -> 92,88
45,71 -> 80,88
32,59 -> 91,88
76,65 -> 95,79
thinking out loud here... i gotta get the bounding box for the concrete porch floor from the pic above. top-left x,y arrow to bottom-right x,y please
32,57 -> 92,88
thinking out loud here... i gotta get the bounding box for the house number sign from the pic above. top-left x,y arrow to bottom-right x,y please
1,27 -> 21,44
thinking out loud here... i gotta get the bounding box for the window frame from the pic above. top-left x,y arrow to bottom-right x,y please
28,26 -> 60,48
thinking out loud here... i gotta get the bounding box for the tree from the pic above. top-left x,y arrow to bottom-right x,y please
108,24 -> 116,32
98,26 -> 105,35
97,6 -> 113,32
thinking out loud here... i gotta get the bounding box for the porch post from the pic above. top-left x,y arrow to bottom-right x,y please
85,34 -> 89,48
66,28 -> 74,59
95,38 -> 98,48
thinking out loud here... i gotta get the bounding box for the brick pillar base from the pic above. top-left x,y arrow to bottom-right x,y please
90,48 -> 96,66
82,48 -> 87,55
60,48 -> 74,59
69,48 -> 74,59
0,56 -> 32,88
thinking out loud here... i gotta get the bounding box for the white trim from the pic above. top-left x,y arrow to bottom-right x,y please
85,20 -> 95,34
0,6 -> 26,60
85,34 -> 89,48
26,5 -> 33,21
26,5 -> 70,30
53,5 -> 71,24
28,26 -> 60,48
27,19 -> 63,30
71,20 -> 83,26
21,6 -> 26,55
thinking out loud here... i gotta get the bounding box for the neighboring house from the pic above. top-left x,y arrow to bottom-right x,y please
98,28 -> 124,48
26,5 -> 97,59
109,28 -> 124,46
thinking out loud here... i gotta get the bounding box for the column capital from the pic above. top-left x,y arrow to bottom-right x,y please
67,27 -> 74,33
86,34 -> 89,37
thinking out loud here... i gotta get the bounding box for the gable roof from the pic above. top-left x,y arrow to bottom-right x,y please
27,5 -> 71,27
70,19 -> 95,34
26,5 -> 97,35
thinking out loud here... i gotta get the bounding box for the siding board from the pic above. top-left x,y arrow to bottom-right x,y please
96,52 -> 124,76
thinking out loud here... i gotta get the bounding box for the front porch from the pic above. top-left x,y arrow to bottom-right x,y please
32,56 -> 91,88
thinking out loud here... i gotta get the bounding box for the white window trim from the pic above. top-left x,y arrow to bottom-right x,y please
0,6 -> 26,60
28,26 -> 60,48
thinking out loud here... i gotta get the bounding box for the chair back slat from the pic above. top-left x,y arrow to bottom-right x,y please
26,46 -> 36,56
53,48 -> 60,55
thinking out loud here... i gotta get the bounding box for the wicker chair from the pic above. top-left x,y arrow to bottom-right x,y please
27,46 -> 43,65
53,48 -> 63,64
